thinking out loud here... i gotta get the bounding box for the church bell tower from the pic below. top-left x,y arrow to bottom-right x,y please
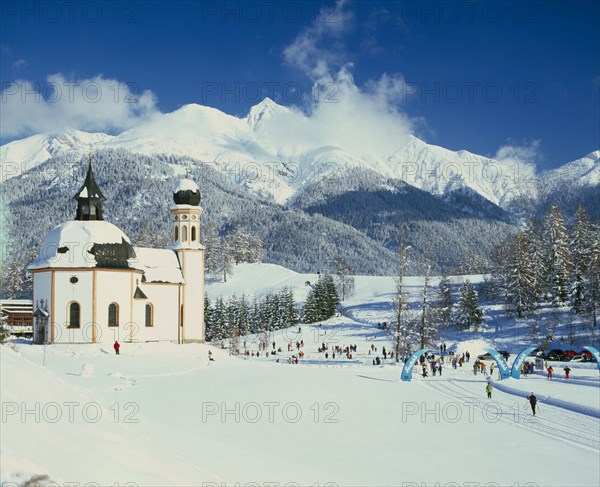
168,179 -> 205,342
74,153 -> 106,221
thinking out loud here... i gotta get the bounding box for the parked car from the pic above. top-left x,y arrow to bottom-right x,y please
528,348 -> 544,357
580,350 -> 593,357
547,352 -> 564,361
547,349 -> 565,361
569,355 -> 596,363
498,350 -> 510,360
477,353 -> 494,361
564,350 -> 578,358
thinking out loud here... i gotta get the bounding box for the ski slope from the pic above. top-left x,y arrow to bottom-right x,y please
2,263 -> 599,486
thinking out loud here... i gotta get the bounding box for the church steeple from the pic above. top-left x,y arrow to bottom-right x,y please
74,152 -> 106,221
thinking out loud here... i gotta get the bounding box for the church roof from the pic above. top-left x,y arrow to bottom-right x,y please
74,158 -> 106,202
29,221 -> 133,270
133,248 -> 185,284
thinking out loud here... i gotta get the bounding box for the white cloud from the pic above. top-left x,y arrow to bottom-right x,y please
280,0 -> 414,156
283,0 -> 354,79
494,139 -> 542,165
0,74 -> 159,138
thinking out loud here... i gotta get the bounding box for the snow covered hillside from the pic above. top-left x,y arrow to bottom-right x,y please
2,98 -> 595,208
0,128 -> 113,176
2,262 -> 600,485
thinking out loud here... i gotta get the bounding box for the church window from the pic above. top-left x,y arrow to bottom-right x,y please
175,226 -> 179,242
68,302 -> 80,328
182,225 -> 188,242
108,303 -> 119,326
191,226 -> 197,241
145,303 -> 154,327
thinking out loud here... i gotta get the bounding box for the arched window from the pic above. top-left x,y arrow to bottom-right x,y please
182,225 -> 188,242
174,226 -> 179,242
191,226 -> 197,242
68,302 -> 80,328
108,303 -> 119,327
145,303 -> 154,327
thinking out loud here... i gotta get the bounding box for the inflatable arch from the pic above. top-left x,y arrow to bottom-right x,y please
583,346 -> 600,372
510,346 -> 538,379
401,348 -> 430,382
482,347 -> 510,380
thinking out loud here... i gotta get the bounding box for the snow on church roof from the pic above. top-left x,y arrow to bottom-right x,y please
173,178 -> 199,193
29,221 -> 133,269
133,248 -> 185,284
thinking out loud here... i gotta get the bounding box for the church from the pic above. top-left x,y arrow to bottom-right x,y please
28,156 -> 205,344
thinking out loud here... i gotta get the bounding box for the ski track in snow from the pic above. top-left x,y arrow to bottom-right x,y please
423,377 -> 600,452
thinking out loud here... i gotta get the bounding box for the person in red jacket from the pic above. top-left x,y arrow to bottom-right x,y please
547,366 -> 553,379
114,340 -> 120,355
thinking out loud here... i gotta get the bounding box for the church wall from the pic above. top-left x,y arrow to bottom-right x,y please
135,283 -> 181,342
53,270 -> 94,343
178,250 -> 205,342
94,270 -> 137,343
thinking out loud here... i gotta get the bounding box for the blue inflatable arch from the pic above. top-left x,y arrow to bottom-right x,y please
401,348 -> 430,382
510,346 -> 537,379
583,346 -> 600,372
482,347 -> 510,380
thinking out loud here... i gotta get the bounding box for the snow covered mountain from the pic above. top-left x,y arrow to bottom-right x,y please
0,128 -> 113,175
0,99 -> 597,209
539,150 -> 600,195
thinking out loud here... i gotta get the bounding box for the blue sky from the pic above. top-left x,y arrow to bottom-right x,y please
1,0 -> 598,170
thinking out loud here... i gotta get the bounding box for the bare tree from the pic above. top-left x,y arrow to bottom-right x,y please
333,256 -> 355,301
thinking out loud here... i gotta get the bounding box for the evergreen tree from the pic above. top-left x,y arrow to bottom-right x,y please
438,273 -> 453,324
204,293 -> 214,340
524,215 -> 548,299
504,231 -> 537,317
570,205 -> 592,314
454,280 -> 484,331
213,297 -> 228,341
202,223 -> 221,278
302,286 -> 320,324
0,305 -> 10,344
545,204 -> 572,306
302,275 -> 338,323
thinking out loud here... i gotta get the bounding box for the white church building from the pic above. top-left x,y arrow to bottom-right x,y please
29,156 -> 205,344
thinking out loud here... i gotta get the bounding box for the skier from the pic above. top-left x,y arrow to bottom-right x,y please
482,364 -> 488,377
209,350 -> 214,361
486,382 -> 493,399
473,361 -> 478,375
113,340 -> 120,355
528,392 -> 537,416
490,363 -> 495,375
422,365 -> 428,377
466,351 -> 470,362
563,366 -> 571,379
547,366 -> 554,380
438,361 -> 443,376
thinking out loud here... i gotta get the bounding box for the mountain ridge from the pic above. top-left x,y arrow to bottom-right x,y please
3,99 -> 596,209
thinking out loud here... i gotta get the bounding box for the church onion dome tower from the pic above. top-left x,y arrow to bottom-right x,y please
173,178 -> 201,206
168,178 -> 203,251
